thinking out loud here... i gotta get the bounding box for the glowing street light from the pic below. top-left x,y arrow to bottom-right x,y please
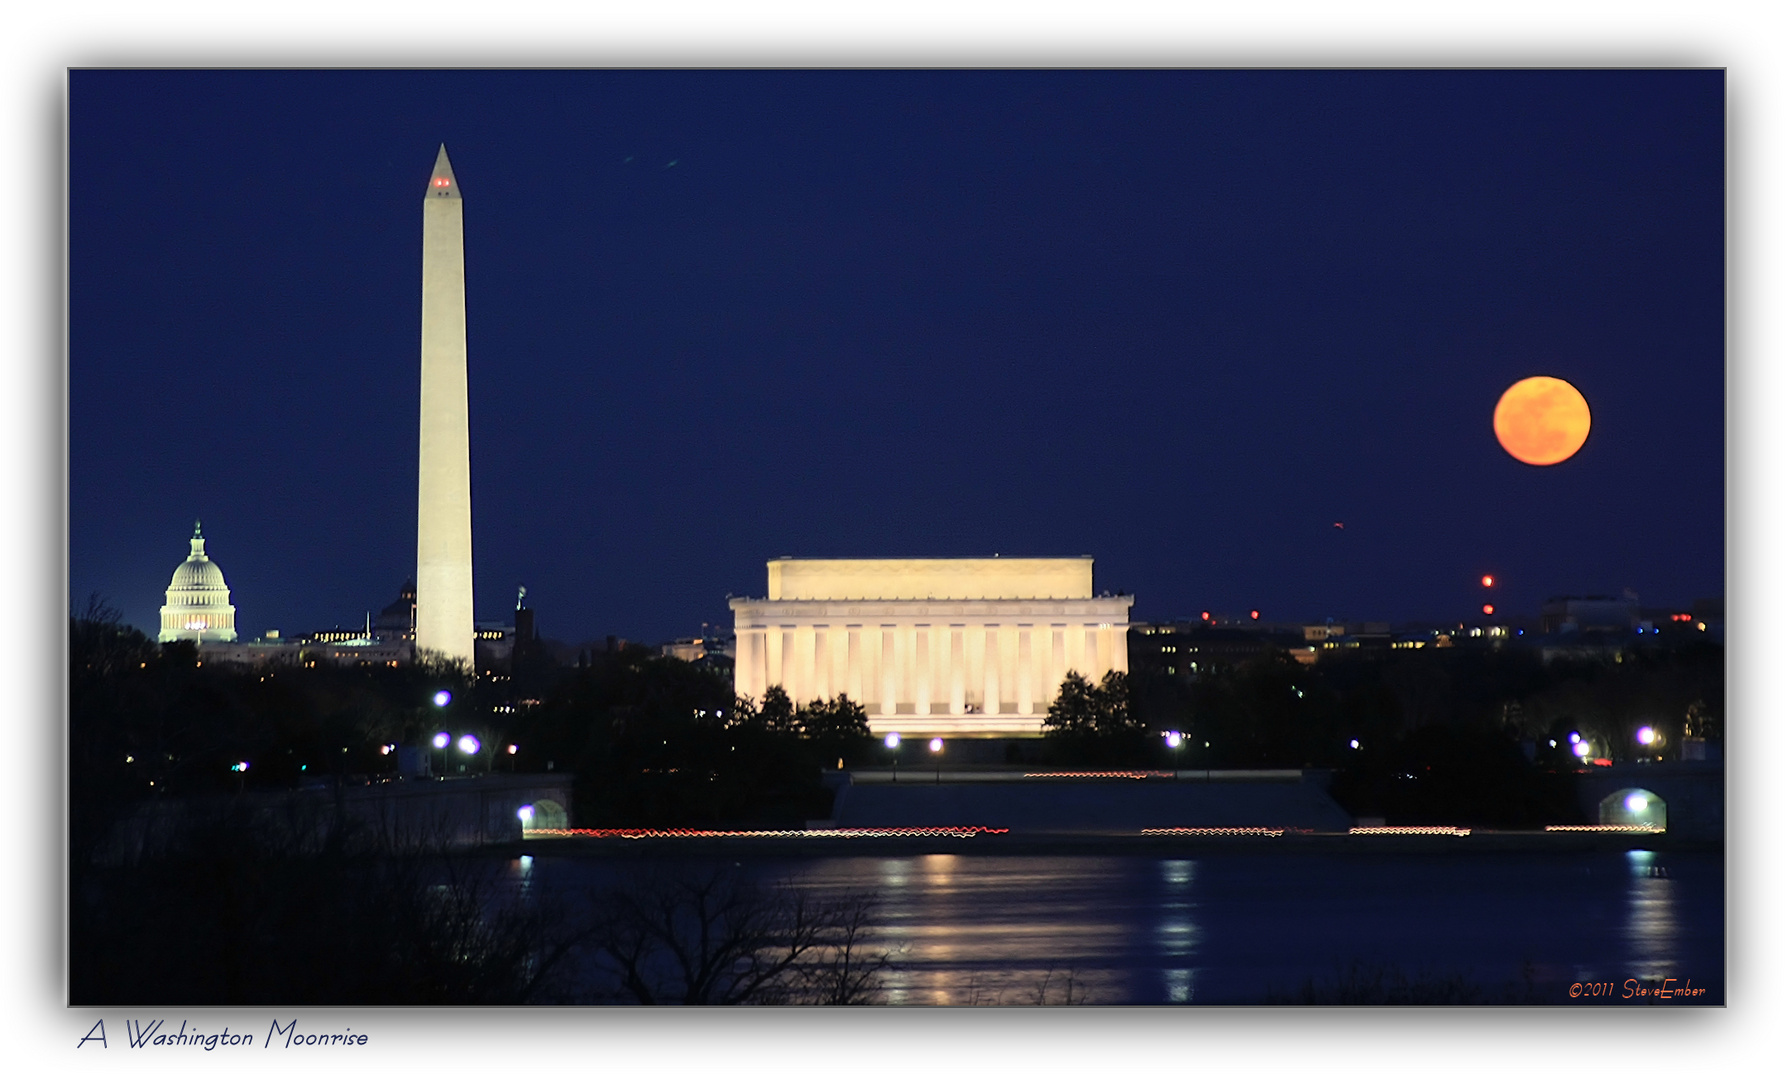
1625,792 -> 1649,814
517,804 -> 535,826
929,737 -> 944,783
458,733 -> 481,755
1164,731 -> 1183,749
1637,726 -> 1657,746
1349,739 -> 1361,750
885,732 -> 901,782
432,731 -> 451,749
432,689 -> 453,708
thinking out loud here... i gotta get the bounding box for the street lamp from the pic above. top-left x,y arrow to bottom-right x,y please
885,732 -> 901,782
433,689 -> 453,708
929,737 -> 943,783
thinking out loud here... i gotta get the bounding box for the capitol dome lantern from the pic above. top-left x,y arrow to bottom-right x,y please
158,521 -> 238,643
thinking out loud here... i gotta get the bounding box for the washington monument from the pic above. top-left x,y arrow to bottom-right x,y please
415,145 -> 474,665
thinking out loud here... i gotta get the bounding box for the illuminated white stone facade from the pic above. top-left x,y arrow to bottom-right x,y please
158,521 -> 238,643
415,145 -> 475,666
731,558 -> 1132,736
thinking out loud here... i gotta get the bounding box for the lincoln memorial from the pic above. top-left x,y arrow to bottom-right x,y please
730,557 -> 1133,736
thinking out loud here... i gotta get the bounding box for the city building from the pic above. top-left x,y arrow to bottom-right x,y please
1130,620 -> 1309,679
730,557 -> 1132,736
158,522 -> 238,643
1540,594 -> 1638,634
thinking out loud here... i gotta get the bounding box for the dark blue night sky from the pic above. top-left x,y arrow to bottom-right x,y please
69,70 -> 1724,645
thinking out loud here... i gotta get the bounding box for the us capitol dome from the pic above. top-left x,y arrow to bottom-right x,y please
158,521 -> 238,643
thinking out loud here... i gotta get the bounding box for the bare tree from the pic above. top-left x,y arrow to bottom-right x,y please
584,865 -> 895,1005
1025,964 -> 1088,1006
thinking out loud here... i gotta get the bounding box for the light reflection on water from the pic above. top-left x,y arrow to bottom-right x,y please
1624,849 -> 1679,982
524,849 -> 1722,1005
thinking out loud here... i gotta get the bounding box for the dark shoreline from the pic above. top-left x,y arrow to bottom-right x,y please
494,830 -> 1723,860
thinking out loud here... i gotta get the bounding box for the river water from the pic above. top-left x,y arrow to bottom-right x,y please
509,848 -> 1723,1005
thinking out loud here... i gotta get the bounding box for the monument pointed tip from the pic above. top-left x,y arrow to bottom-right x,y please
426,145 -> 460,200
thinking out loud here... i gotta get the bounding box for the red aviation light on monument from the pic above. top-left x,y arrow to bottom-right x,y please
1481,575 -> 1495,588
1250,610 -> 1260,621
1483,604 -> 1495,616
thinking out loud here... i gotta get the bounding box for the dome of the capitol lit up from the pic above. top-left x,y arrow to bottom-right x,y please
158,520 -> 238,643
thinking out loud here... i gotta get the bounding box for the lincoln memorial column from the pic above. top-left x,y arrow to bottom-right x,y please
914,625 -> 931,716
1017,626 -> 1034,716
812,626 -> 830,702
1044,629 -> 1058,697
743,628 -> 764,699
983,626 -> 1001,716
880,626 -> 898,716
846,627 -> 863,703
949,626 -> 965,714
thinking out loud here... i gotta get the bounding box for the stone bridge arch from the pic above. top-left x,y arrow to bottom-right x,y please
1599,787 -> 1667,830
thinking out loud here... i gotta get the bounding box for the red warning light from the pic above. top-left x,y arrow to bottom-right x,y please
1483,604 -> 1495,616
1200,611 -> 1210,621
1250,610 -> 1260,620
1481,575 -> 1495,588
433,178 -> 450,187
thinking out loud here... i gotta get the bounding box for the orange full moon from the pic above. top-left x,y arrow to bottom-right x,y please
1493,376 -> 1591,466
